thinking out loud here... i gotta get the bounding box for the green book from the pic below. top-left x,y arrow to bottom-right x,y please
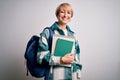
54,38 -> 74,57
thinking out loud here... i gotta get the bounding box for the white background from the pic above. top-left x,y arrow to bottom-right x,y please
0,0 -> 120,80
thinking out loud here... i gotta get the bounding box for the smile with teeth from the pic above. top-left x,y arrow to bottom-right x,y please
62,17 -> 69,21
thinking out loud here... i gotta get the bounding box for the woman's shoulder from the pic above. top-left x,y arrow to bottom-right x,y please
40,27 -> 51,39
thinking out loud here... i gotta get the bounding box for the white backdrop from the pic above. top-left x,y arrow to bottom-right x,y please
0,0 -> 120,80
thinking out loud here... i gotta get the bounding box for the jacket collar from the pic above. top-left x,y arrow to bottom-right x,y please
50,22 -> 74,36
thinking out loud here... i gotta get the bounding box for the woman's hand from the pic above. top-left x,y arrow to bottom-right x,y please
77,78 -> 80,80
60,53 -> 74,64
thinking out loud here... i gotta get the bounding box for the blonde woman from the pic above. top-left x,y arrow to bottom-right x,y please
37,3 -> 82,80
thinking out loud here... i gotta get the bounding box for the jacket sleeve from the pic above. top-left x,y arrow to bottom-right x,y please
73,34 -> 82,78
37,28 -> 61,65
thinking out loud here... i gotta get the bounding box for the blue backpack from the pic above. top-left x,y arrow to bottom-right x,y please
24,27 -> 53,80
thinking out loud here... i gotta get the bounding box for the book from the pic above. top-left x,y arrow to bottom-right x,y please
54,38 -> 74,56
51,35 -> 75,57
51,35 -> 75,67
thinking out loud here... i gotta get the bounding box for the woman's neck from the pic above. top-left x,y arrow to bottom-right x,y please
58,22 -> 67,30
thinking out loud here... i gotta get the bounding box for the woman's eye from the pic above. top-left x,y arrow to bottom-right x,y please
67,11 -> 71,14
60,10 -> 71,14
60,11 -> 65,13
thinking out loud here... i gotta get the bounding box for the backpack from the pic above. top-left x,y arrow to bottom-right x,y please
24,27 -> 54,79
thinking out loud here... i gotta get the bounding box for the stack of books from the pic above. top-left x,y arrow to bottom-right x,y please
51,35 -> 75,67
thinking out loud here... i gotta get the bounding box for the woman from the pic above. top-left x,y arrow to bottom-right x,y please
37,3 -> 82,80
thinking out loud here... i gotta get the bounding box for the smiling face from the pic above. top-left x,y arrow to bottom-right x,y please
56,3 -> 73,25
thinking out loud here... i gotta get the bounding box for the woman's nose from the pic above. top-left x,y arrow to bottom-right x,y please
64,12 -> 67,16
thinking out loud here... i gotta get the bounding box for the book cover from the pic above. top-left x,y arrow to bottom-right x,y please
54,38 -> 74,56
51,35 -> 75,57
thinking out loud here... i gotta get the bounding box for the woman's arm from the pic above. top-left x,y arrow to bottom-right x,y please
37,29 -> 62,65
74,38 -> 82,79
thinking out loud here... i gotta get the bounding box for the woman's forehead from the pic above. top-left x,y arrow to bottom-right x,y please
60,6 -> 72,11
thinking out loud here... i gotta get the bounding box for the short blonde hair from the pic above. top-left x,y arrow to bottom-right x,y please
55,3 -> 73,18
